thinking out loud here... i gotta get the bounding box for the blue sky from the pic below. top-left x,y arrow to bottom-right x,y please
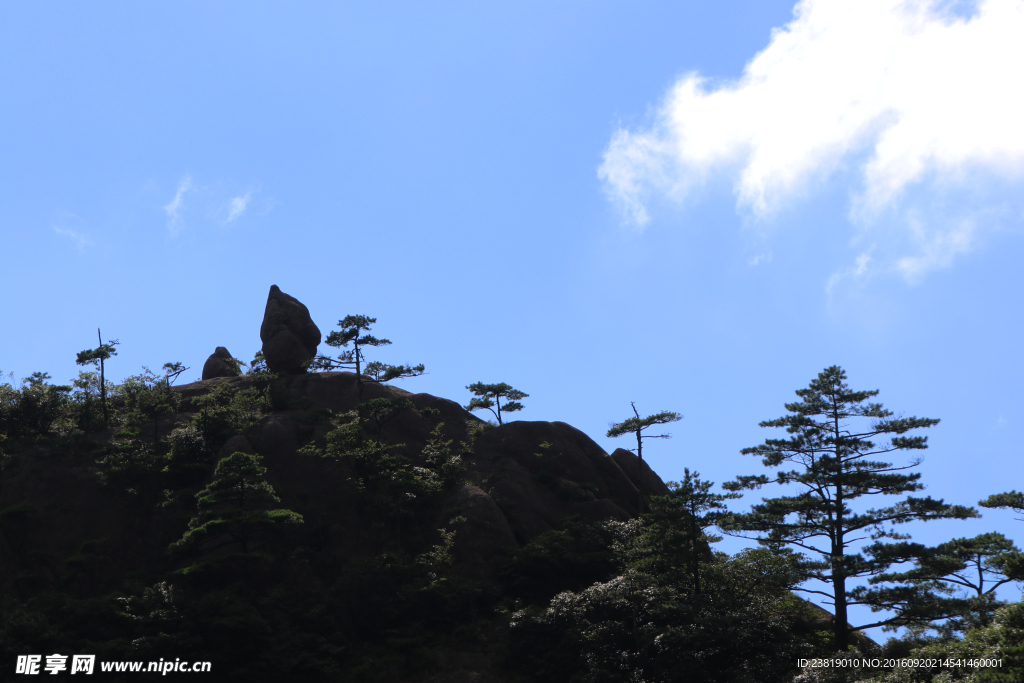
3,0 -> 1023,639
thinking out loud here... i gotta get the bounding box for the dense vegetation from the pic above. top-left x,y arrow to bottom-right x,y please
1,346 -> 1022,681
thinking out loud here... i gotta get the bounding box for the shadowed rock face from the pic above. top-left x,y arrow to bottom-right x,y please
0,365 -> 863,678
609,448 -> 671,499
201,347 -> 240,381
259,285 -> 321,374
171,373 -> 654,580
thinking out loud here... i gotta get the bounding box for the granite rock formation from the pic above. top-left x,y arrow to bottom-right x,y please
610,448 -> 672,498
259,285 -> 321,374
201,346 -> 241,380
165,372 -> 653,581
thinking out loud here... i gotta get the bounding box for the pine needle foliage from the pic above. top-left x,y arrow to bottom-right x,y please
723,365 -> 978,651
464,382 -> 528,425
606,402 -> 682,512
173,451 -> 303,557
313,315 -> 424,399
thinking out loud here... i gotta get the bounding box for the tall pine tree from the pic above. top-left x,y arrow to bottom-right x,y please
723,365 -> 977,651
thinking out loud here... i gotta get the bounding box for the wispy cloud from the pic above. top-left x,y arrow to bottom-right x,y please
53,226 -> 92,251
225,191 -> 252,223
600,0 -> 1024,280
826,248 -> 875,295
163,175 -> 192,234
895,213 -> 978,283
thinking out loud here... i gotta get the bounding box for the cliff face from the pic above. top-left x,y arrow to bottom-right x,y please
0,371 -> 683,680
0,371 -> 669,597
2,371 -> 863,681
187,372 -> 666,580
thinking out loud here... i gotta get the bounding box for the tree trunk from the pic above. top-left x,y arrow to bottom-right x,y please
832,560 -> 849,651
690,511 -> 701,595
98,329 -> 108,426
635,429 -> 644,514
355,341 -> 363,402
832,406 -> 848,651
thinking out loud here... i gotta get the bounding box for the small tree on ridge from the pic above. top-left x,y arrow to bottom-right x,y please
76,328 -> 119,426
314,315 -> 424,400
464,382 -> 528,425
606,403 -> 682,513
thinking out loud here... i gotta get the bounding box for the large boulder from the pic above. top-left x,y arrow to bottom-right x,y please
470,421 -> 640,542
609,448 -> 672,498
259,285 -> 321,375
201,346 -> 241,380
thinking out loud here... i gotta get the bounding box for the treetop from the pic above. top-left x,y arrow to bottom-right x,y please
465,382 -> 528,401
325,316 -> 392,349
606,406 -> 682,439
76,342 -> 119,366
464,382 -> 528,424
338,314 -> 376,330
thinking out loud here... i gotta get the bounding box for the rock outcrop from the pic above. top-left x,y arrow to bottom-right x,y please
171,372 -> 658,576
0,368 -> 690,679
469,422 -> 639,544
610,448 -> 672,498
201,346 -> 240,380
259,285 -> 321,374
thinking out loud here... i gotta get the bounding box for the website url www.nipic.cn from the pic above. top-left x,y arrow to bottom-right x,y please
16,655 -> 212,675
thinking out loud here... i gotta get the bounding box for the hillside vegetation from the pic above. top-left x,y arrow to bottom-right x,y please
1,351 -> 1021,681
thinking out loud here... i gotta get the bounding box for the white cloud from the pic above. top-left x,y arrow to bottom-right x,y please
600,0 -> 1024,278
53,226 -> 92,251
226,192 -> 252,223
163,175 -> 192,234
